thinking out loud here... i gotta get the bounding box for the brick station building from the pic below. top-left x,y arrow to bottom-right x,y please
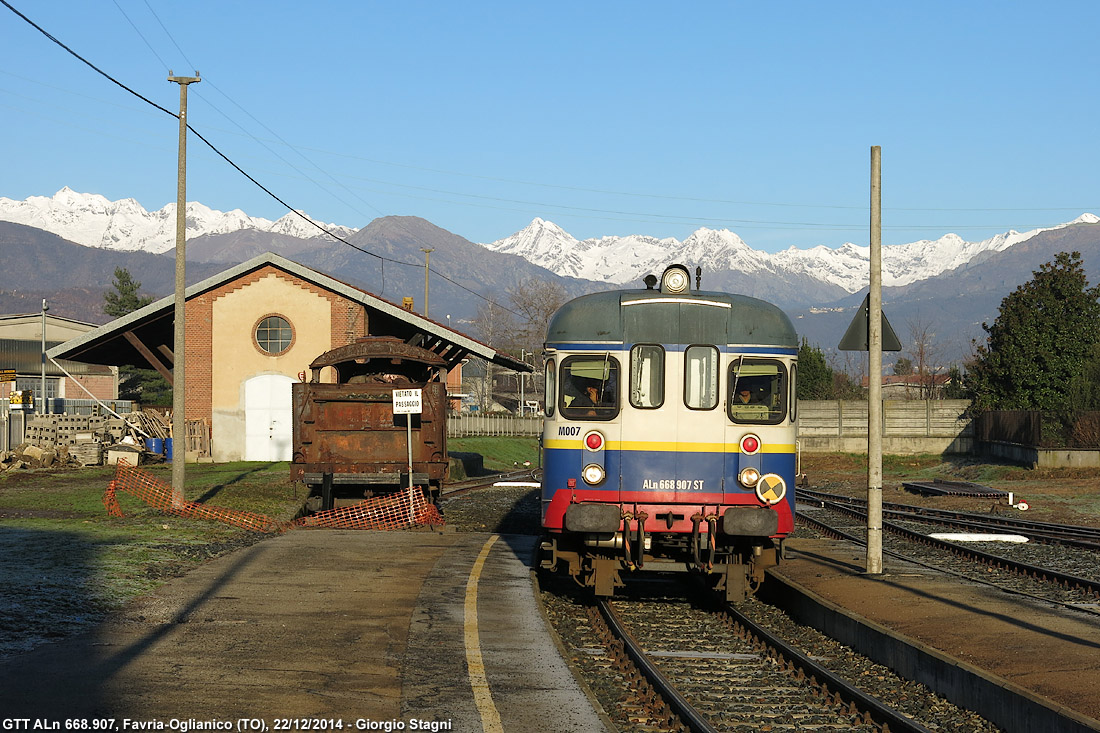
48,252 -> 528,462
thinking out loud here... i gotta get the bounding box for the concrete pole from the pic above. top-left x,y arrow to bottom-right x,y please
169,72 -> 199,503
40,299 -> 48,414
867,145 -> 884,574
421,248 -> 434,317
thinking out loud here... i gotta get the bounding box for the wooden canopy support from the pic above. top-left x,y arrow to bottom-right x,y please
123,330 -> 174,384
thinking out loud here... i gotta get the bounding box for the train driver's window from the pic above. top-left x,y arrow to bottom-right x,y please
630,345 -> 664,409
729,359 -> 788,424
684,345 -> 719,410
545,358 -> 556,418
560,356 -> 620,421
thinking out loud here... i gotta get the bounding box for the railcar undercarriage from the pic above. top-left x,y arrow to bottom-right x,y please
539,528 -> 782,602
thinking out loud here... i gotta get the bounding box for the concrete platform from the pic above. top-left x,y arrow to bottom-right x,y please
0,530 -> 610,732
774,536 -> 1100,726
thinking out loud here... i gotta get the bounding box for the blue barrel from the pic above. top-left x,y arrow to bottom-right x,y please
145,437 -> 164,455
165,437 -> 173,463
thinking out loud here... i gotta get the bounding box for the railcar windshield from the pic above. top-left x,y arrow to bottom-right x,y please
560,355 -> 620,420
729,358 -> 788,424
685,345 -> 719,410
630,345 -> 664,409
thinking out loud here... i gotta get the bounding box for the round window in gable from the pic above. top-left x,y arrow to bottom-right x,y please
255,315 -> 294,355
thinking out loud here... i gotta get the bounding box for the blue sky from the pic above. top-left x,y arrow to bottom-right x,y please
2,1 -> 1097,252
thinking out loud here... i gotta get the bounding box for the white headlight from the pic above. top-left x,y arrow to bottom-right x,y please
582,463 -> 606,485
662,267 -> 689,294
738,467 -> 761,488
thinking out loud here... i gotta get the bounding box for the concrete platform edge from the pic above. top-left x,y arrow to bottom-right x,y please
763,570 -> 1100,733
530,569 -> 617,733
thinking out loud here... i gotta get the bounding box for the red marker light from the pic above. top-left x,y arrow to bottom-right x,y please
585,432 -> 604,451
740,435 -> 760,454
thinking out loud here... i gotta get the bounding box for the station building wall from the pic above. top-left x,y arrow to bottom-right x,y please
183,265 -> 366,462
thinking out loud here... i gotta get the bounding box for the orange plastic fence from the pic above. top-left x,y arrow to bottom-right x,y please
104,462 -> 444,532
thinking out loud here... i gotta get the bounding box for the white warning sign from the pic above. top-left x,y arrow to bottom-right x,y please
392,388 -> 423,415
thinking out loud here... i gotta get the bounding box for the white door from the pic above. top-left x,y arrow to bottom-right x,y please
244,374 -> 294,461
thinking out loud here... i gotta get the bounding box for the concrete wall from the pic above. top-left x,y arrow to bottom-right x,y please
797,400 -> 972,455
981,440 -> 1100,468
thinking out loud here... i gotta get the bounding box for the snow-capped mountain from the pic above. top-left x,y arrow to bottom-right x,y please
3,188 -> 1097,298
483,215 -> 1100,294
0,188 -> 357,254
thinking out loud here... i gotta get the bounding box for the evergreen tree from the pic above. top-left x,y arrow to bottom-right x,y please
966,251 -> 1100,410
103,267 -> 168,404
943,365 -> 967,399
104,267 -> 153,317
797,338 -> 835,400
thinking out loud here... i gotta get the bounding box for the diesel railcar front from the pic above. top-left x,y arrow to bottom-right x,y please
539,264 -> 799,601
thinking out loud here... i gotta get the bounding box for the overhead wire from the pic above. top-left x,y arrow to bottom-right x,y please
1,0 -> 532,318
4,0 -> 1095,309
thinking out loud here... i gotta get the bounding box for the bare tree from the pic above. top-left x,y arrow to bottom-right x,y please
906,316 -> 945,399
506,277 -> 568,352
468,299 -> 517,411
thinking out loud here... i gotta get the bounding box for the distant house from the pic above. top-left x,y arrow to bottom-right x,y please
0,312 -> 117,408
48,252 -> 529,462
863,373 -> 953,399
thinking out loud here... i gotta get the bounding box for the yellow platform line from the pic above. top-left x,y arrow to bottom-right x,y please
465,534 -> 503,733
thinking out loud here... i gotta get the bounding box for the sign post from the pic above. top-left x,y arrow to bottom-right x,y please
393,388 -> 423,524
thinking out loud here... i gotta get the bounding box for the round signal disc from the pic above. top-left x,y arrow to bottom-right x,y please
584,431 -> 604,451
755,473 -> 787,505
740,434 -> 761,455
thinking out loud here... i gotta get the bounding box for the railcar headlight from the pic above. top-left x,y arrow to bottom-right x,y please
582,463 -> 606,485
738,467 -> 761,488
661,265 -> 690,294
755,473 -> 787,505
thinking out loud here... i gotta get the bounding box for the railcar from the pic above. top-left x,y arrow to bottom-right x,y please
539,264 -> 799,601
291,336 -> 449,511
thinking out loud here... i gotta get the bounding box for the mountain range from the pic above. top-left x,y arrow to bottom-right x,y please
3,188 -> 1100,369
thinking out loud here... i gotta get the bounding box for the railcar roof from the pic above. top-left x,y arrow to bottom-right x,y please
545,288 -> 798,347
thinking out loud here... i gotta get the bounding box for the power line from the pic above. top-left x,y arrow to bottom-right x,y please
1,0 -> 528,318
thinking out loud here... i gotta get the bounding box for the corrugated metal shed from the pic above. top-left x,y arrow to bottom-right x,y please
0,338 -> 113,377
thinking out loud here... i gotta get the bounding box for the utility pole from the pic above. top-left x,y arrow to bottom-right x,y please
867,145 -> 884,574
168,71 -> 199,503
421,248 -> 434,317
40,299 -> 48,414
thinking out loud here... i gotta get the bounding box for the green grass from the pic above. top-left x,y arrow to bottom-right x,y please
448,436 -> 541,471
0,461 -> 304,657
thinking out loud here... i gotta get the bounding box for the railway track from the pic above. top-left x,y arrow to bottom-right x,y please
796,493 -> 1100,610
802,489 -> 1100,549
539,577 -> 999,733
439,469 -> 539,498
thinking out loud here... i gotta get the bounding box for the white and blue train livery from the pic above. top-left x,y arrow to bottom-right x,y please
539,264 -> 799,601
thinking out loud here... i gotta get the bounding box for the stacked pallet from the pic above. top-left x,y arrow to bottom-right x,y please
69,441 -> 104,466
